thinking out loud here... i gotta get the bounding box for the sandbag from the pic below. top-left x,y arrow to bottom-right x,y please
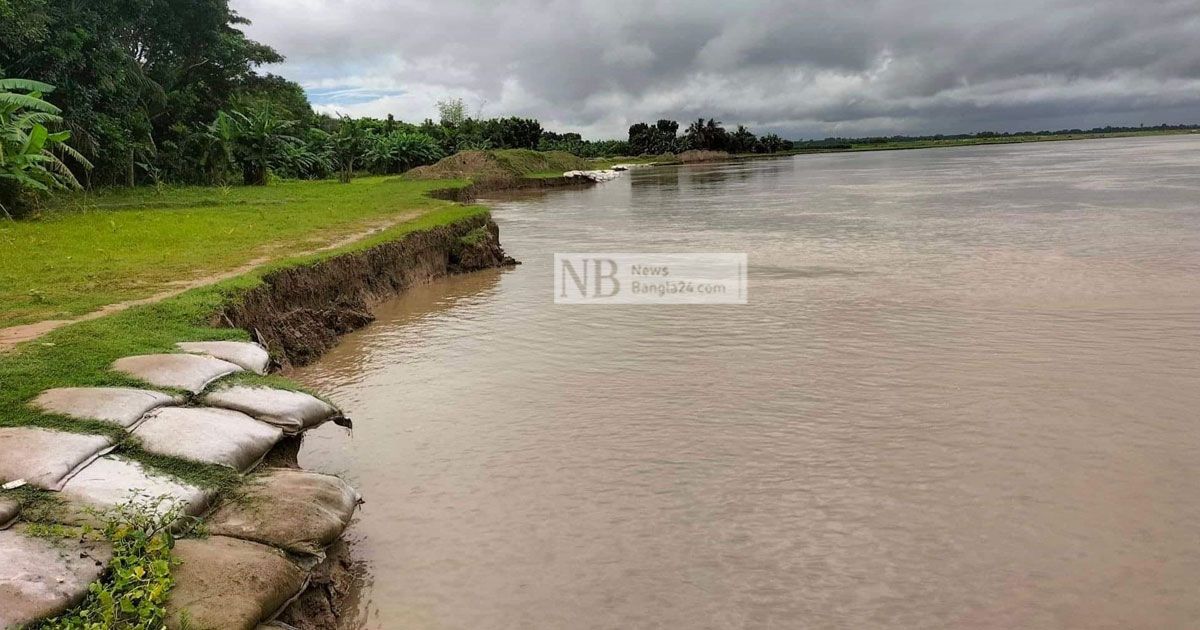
111,354 -> 243,393
0,427 -> 114,491
207,468 -> 360,556
167,536 -> 307,630
133,407 -> 283,471
31,387 -> 182,429
0,498 -> 18,530
60,456 -> 213,521
0,526 -> 112,629
200,386 -> 343,435
177,341 -> 270,375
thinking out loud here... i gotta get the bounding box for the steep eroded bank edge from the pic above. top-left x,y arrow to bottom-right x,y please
221,212 -> 517,628
224,212 -> 516,368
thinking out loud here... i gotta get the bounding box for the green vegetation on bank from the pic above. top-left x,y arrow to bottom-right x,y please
36,497 -> 185,629
0,177 -> 468,327
779,126 -> 1197,155
0,189 -> 486,481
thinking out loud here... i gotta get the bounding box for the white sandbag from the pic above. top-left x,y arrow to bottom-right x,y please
200,386 -> 343,435
59,456 -> 213,520
167,536 -> 307,630
0,526 -> 112,629
133,407 -> 283,471
0,427 -> 114,491
0,498 -> 18,530
31,387 -> 182,429
208,468 -> 360,556
111,354 -> 243,393
177,341 -> 270,375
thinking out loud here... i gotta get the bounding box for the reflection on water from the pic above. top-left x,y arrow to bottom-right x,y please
292,136 -> 1200,630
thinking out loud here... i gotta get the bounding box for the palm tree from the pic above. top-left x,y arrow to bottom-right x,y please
0,78 -> 92,218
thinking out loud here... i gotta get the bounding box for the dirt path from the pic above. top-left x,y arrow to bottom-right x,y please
0,212 -> 420,352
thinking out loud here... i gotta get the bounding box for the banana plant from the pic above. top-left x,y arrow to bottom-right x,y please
0,78 -> 92,219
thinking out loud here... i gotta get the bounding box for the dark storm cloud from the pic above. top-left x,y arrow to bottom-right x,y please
231,0 -> 1200,138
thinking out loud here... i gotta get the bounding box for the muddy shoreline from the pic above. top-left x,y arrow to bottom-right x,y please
222,177 -> 589,627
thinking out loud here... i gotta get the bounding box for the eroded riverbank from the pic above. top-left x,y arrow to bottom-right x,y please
0,195 -> 519,628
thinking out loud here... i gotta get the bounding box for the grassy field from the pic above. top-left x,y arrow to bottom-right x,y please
1,180 -> 487,487
0,176 -> 471,327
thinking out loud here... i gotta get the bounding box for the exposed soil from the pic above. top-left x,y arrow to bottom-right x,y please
272,539 -> 361,630
677,149 -> 732,163
405,149 -> 589,184
428,175 -> 593,204
406,150 -> 514,182
222,213 -> 516,369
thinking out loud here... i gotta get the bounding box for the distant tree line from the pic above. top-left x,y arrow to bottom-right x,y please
625,118 -> 793,155
794,123 -> 1199,150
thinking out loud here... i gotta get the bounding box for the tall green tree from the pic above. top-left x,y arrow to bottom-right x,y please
330,116 -> 368,183
0,0 -> 306,186
226,107 -> 302,185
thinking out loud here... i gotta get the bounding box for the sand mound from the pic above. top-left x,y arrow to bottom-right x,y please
677,150 -> 731,163
406,149 -> 590,181
406,151 -> 508,180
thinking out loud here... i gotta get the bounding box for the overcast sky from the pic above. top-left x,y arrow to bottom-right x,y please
230,0 -> 1200,140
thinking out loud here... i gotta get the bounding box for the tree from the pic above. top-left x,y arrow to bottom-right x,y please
481,117 -> 543,150
190,110 -> 238,184
226,107 -> 302,185
0,78 -> 91,218
627,119 -> 680,155
330,116 -> 368,183
0,0 -> 289,186
683,118 -> 729,152
437,97 -> 467,127
756,133 -> 792,153
233,73 -> 315,127
728,125 -> 757,153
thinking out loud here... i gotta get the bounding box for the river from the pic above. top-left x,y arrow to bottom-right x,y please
292,135 -> 1200,629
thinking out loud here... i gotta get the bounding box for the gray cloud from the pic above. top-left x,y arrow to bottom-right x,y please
231,0 -> 1200,138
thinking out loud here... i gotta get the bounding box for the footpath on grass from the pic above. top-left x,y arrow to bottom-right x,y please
0,168 -> 543,628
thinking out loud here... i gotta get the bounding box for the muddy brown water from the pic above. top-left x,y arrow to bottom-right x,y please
292,135 -> 1200,629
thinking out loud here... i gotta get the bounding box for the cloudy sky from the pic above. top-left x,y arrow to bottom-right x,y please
230,0 -> 1200,140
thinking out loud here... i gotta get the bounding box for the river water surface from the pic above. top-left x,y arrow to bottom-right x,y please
293,135 -> 1200,629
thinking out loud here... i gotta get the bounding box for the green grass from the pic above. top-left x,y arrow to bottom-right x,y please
0,176 -> 471,327
0,178 -> 486,494
488,149 -> 590,178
